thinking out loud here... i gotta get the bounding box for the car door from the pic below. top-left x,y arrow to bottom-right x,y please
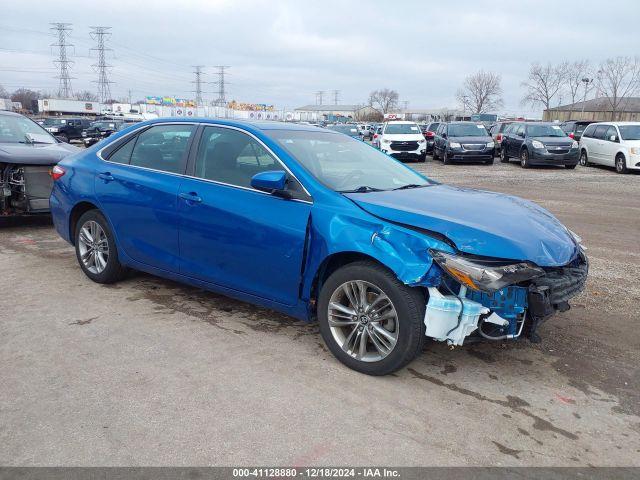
509,124 -> 525,156
177,125 -> 312,306
602,126 -> 620,166
590,125 -> 609,164
95,123 -> 196,272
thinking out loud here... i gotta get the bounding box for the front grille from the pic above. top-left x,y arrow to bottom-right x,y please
390,141 -> 419,151
462,144 -> 485,151
546,146 -> 570,154
534,253 -> 588,306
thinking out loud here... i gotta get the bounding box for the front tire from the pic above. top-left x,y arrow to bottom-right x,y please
432,146 -> 439,161
318,261 -> 426,376
520,149 -> 531,168
615,154 -> 629,174
75,210 -> 127,284
443,150 -> 453,165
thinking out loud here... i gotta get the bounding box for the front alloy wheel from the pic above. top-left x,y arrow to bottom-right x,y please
318,261 -> 426,375
520,149 -> 530,168
328,280 -> 399,362
616,154 -> 629,174
78,220 -> 109,274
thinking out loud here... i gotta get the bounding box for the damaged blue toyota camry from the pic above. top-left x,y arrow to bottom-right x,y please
50,119 -> 588,375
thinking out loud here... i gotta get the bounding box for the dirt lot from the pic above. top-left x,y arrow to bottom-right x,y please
1,157 -> 639,466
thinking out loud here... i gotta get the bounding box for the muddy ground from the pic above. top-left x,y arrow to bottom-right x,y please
0,157 -> 638,466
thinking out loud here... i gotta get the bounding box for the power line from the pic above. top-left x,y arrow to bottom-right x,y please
90,26 -> 113,102
192,65 -> 204,106
332,89 -> 340,105
212,66 -> 229,106
50,23 -> 74,98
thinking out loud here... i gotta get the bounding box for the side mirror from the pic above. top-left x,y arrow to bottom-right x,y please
517,132 -> 525,138
250,170 -> 291,199
609,135 -> 618,142
441,133 -> 447,139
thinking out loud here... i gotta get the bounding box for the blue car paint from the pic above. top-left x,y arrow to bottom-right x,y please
345,185 -> 579,267
51,117 -> 577,323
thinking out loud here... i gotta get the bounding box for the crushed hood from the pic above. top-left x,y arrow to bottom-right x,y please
345,185 -> 579,267
0,142 -> 80,165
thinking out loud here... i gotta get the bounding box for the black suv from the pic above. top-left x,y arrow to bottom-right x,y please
500,122 -> 579,169
82,120 -> 123,147
42,117 -> 93,143
432,122 -> 494,164
559,120 -> 592,141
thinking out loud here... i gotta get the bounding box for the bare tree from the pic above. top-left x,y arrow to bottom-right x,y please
368,88 -> 399,114
563,60 -> 593,105
455,70 -> 503,114
74,90 -> 99,102
521,62 -> 566,110
596,56 -> 640,120
10,88 -> 41,111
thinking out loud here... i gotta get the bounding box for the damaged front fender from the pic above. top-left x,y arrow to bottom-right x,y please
301,207 -> 453,313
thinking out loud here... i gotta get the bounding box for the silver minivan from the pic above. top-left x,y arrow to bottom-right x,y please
579,122 -> 640,174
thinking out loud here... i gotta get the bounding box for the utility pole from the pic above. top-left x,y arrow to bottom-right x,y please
580,77 -> 593,117
192,65 -> 205,106
50,23 -> 74,98
128,89 -> 132,105
332,90 -> 340,105
90,26 -> 113,103
212,66 -> 229,106
315,90 -> 324,105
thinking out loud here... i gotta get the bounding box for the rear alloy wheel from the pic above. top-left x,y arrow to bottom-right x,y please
75,210 -> 127,284
500,147 -> 509,163
580,150 -> 590,167
520,149 -> 531,168
318,261 -> 426,375
615,154 -> 629,174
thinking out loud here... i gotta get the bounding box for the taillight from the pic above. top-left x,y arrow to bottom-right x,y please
568,132 -> 574,139
50,165 -> 66,180
426,131 -> 435,138
496,133 -> 502,142
373,134 -> 378,139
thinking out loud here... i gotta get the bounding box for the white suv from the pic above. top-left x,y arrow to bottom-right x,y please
579,122 -> 640,174
379,121 -> 427,162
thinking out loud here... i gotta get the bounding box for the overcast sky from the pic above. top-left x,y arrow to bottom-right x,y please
1,0 -> 638,116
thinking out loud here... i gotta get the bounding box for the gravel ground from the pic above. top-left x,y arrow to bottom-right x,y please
0,156 -> 638,466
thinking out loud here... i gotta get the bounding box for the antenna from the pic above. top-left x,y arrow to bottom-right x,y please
212,66 -> 229,106
192,65 -> 205,106
50,23 -> 74,98
90,26 -> 114,103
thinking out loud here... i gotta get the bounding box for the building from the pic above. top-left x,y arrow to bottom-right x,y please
294,104 -> 380,122
544,97 -> 640,122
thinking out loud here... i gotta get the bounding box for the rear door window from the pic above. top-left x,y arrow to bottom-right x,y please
129,124 -> 195,174
582,124 -> 596,138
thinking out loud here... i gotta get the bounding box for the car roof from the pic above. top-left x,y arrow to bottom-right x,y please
589,121 -> 640,126
384,121 -> 416,124
0,110 -> 24,118
140,117 -> 326,132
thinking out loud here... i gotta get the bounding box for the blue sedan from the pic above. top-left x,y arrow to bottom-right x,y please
50,118 -> 587,375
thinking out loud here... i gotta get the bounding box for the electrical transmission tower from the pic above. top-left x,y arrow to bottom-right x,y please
212,66 -> 229,106
192,65 -> 205,106
50,23 -> 74,98
332,90 -> 340,105
90,26 -> 114,103
315,90 -> 325,105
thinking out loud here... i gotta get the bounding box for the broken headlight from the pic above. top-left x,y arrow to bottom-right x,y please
429,249 -> 545,293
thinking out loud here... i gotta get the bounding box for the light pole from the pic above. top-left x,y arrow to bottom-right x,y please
580,77 -> 592,118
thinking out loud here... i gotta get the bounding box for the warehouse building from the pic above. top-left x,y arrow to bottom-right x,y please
294,104 -> 381,122
544,97 -> 640,122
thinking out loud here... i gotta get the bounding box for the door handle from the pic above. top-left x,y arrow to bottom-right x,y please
98,172 -> 115,182
179,192 -> 202,204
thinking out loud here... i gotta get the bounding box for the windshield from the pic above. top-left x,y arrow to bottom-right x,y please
384,123 -> 421,135
618,125 -> 640,140
526,124 -> 567,137
266,130 -> 433,192
0,115 -> 56,144
328,125 -> 359,135
449,124 -> 488,137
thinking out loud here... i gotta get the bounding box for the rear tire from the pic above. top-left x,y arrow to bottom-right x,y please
75,210 -> 127,284
500,147 -> 509,163
318,261 -> 426,376
615,154 -> 629,174
520,149 -> 531,168
580,150 -> 590,166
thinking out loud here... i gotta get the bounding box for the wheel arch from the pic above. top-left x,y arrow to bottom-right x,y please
68,201 -> 101,245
